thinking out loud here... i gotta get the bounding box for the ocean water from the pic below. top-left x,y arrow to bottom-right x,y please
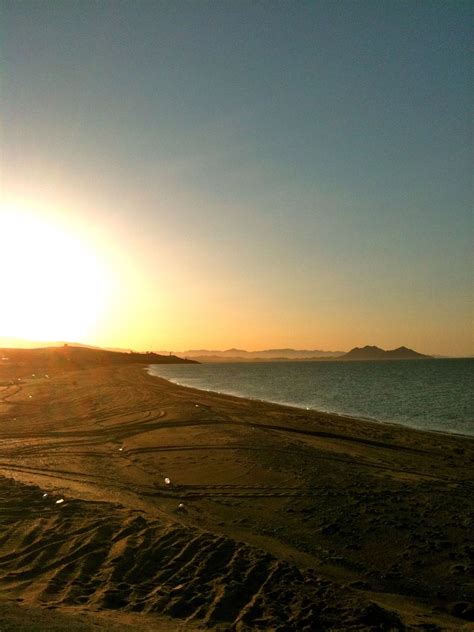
148,359 -> 474,437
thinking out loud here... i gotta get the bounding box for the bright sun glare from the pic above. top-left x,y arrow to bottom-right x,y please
0,204 -> 110,342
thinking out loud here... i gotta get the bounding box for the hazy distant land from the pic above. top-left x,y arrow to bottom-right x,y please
0,339 -> 436,363
171,345 -> 431,363
171,348 -> 343,362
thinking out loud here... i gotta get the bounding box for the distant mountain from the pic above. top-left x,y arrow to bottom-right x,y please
341,345 -> 430,360
171,348 -> 345,362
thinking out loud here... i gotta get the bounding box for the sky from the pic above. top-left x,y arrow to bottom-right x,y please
1,1 -> 472,355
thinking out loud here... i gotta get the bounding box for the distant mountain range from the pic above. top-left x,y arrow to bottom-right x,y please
169,345 -> 431,362
340,346 -> 430,360
0,339 -> 434,363
170,348 -> 344,362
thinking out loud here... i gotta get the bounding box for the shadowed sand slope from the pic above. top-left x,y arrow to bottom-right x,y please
0,476 -> 407,631
0,362 -> 473,630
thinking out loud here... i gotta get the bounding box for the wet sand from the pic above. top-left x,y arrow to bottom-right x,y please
0,361 -> 473,630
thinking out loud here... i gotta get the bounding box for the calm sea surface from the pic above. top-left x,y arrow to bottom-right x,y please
148,359 -> 474,437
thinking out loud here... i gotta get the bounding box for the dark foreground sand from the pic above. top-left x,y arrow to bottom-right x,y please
0,361 -> 473,630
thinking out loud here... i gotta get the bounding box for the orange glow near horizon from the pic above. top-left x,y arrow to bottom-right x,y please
0,201 -> 113,342
0,194 -> 470,358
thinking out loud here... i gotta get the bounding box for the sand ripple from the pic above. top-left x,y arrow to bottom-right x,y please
0,476 -> 412,630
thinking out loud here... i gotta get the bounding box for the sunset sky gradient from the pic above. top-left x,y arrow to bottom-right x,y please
1,1 -> 472,355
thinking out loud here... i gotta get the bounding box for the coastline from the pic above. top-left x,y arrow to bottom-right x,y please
147,362 -> 474,439
0,361 -> 473,630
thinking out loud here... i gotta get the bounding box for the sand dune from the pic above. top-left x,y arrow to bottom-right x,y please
0,476 -> 392,630
0,362 -> 473,630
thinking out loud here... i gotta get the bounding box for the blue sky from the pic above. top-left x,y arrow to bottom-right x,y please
2,1 -> 472,354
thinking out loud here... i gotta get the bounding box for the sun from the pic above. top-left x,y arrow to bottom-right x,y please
0,204 -> 111,343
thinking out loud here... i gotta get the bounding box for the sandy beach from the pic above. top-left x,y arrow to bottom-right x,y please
0,358 -> 473,630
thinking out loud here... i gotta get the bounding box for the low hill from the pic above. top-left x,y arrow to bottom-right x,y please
0,345 -> 198,370
0,337 -> 135,353
341,345 -> 430,360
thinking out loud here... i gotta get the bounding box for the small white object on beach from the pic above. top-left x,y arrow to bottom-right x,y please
119,447 -> 123,451
195,404 -> 199,407
28,395 -> 32,399
55,498 -> 64,504
44,374 -> 49,378
177,503 -> 184,511
42,493 -> 48,498
164,477 -> 171,485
